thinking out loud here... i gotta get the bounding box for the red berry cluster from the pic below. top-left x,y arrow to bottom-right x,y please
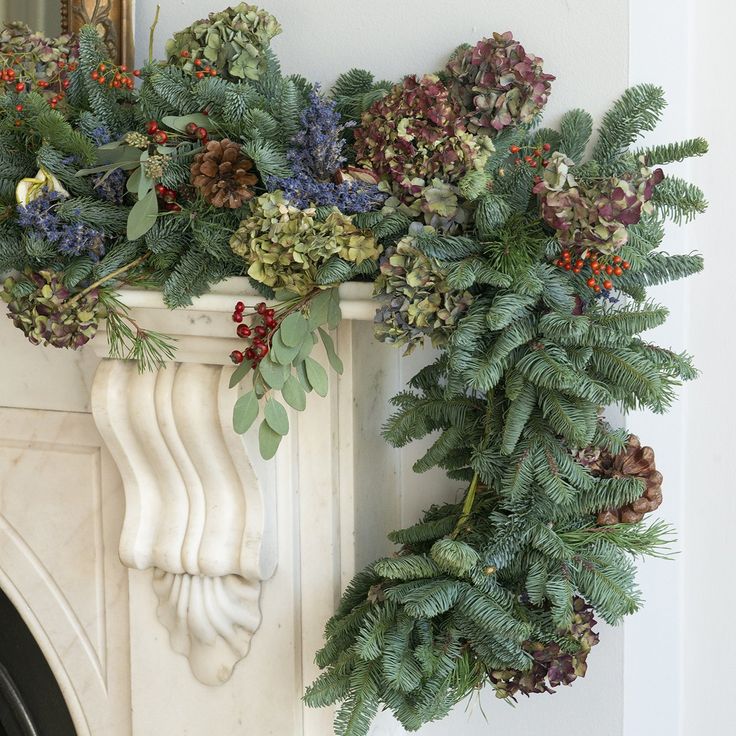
554,249 -> 631,293
1,57 -> 75,110
146,120 -> 170,145
90,62 -> 139,90
510,142 -> 552,170
179,50 -> 219,80
154,183 -> 182,212
184,121 -> 210,144
229,301 -> 279,367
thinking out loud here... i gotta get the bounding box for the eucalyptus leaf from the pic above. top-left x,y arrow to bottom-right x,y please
318,327 -> 344,375
327,288 -> 342,329
97,145 -> 143,166
138,173 -> 154,199
308,289 -> 331,329
280,312 -> 309,347
258,420 -> 282,459
271,331 -> 301,365
258,355 -> 288,389
294,332 -> 316,364
233,390 -> 258,434
253,373 -> 267,398
264,397 -> 289,436
304,356 -> 328,397
295,360 -> 312,393
76,160 -> 140,176
274,288 -> 298,301
127,189 -> 159,241
126,167 -> 142,194
229,360 -> 252,388
282,374 -> 306,411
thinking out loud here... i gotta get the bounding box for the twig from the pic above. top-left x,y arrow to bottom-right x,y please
149,5 -> 161,64
64,253 -> 150,308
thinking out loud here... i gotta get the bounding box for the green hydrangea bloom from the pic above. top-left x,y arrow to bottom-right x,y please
165,3 -> 282,82
373,235 -> 474,352
230,191 -> 381,295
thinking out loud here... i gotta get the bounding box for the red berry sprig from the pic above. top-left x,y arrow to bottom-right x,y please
230,301 -> 279,367
554,248 -> 630,294
510,142 -> 552,170
1,56 -> 77,109
155,183 -> 182,212
90,62 -> 138,90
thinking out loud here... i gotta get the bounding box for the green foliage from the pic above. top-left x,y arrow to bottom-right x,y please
592,83 -> 667,164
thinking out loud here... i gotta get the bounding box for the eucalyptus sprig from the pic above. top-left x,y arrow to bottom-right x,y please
231,286 -> 343,458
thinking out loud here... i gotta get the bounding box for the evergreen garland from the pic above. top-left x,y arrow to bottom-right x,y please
0,7 -> 708,735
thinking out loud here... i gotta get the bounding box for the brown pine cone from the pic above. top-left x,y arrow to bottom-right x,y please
191,138 -> 258,208
589,434 -> 663,525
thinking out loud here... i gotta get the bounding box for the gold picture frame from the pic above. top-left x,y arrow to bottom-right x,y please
61,1 -> 134,67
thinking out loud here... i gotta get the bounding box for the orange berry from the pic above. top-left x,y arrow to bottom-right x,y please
510,145 -> 521,153
564,263 -> 572,271
613,266 -> 623,276
622,261 -> 630,270
603,279 -> 613,290
605,265 -> 614,275
613,255 -> 622,264
587,277 -> 597,288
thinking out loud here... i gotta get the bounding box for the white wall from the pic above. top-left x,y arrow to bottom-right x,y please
682,0 -> 736,733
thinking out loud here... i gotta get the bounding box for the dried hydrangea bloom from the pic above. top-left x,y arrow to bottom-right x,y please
534,153 -> 665,254
355,74 -> 492,205
445,32 -> 555,134
165,2 -> 281,82
490,597 -> 599,700
1,271 -> 102,350
230,191 -> 380,295
373,235 -> 474,352
0,22 -> 77,101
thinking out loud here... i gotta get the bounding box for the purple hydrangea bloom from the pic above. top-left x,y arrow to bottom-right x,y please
268,87 -> 385,213
17,188 -> 106,260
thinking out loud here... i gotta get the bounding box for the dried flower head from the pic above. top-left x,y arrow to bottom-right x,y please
165,2 -> 281,82
446,32 -> 555,134
1,271 -> 103,350
230,191 -> 380,295
373,235 -> 474,352
534,154 -> 665,254
355,74 -> 493,205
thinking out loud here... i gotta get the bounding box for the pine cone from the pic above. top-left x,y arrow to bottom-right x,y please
590,434 -> 663,525
191,139 -> 258,208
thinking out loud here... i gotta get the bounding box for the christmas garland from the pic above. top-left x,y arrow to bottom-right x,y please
0,6 -> 708,735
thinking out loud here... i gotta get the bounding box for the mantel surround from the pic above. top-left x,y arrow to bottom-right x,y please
89,279 -> 383,689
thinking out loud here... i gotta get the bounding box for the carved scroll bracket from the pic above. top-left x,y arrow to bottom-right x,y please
89,279 -> 375,685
